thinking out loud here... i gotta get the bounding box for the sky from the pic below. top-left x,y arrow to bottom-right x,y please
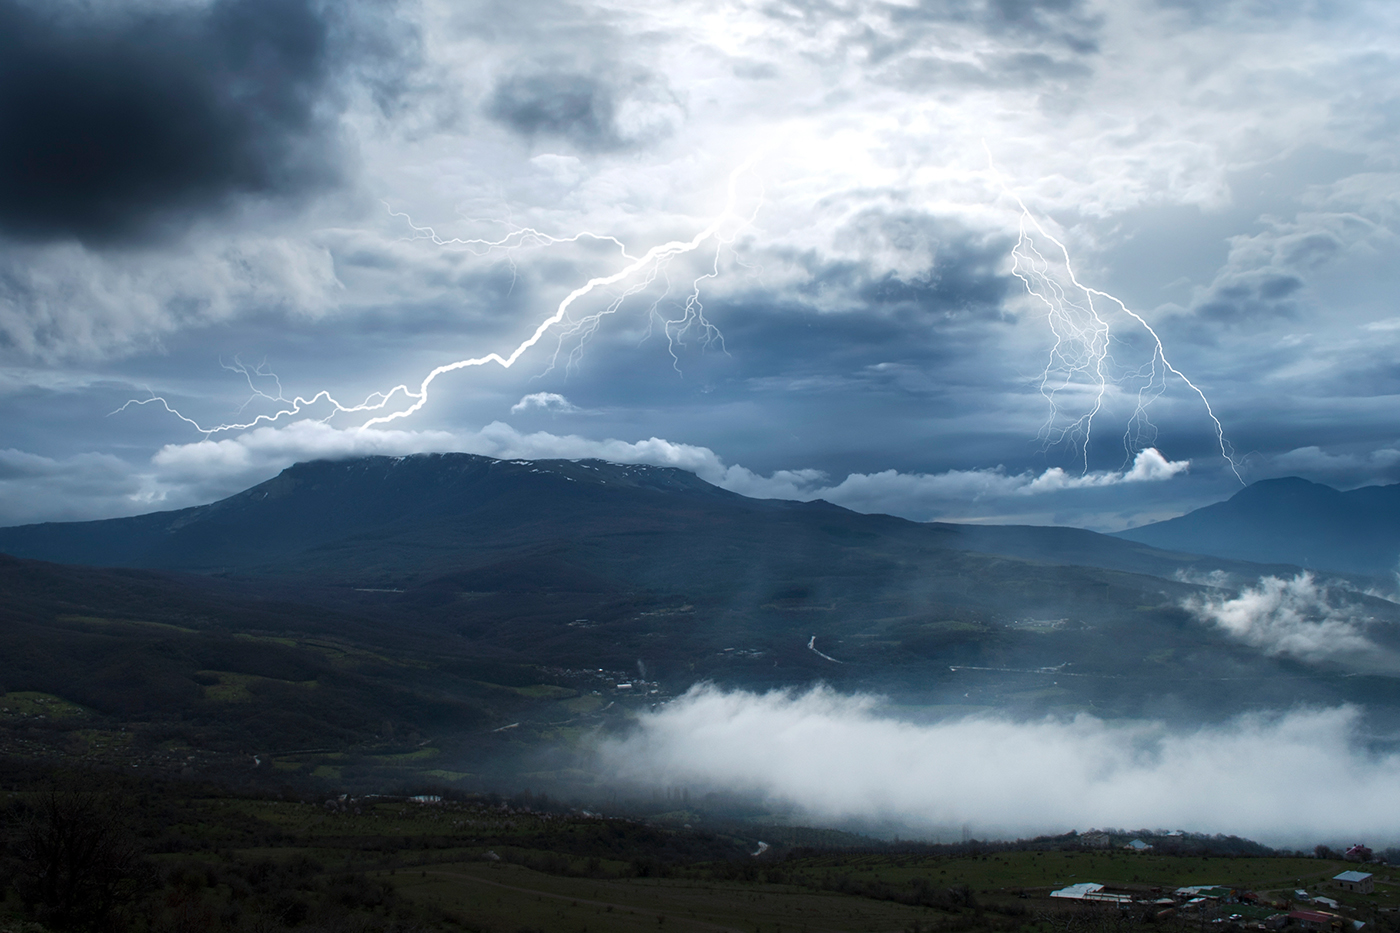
4,0 -> 1400,531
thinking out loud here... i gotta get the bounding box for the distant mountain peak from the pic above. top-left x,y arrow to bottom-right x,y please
1116,475 -> 1400,576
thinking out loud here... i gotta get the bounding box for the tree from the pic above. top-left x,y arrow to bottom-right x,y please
7,787 -> 143,931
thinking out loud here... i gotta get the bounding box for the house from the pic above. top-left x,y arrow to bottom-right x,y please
1124,839 -> 1153,851
1335,871 -> 1374,894
1290,910 -> 1341,931
1345,845 -> 1373,863
1052,883 -> 1105,899
1082,832 -> 1112,848
1049,883 -> 1132,904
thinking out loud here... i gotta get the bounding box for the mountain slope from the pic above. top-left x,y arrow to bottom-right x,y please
0,452 -> 1274,583
5,455 -> 1400,751
1115,476 -> 1400,576
0,455 -> 753,575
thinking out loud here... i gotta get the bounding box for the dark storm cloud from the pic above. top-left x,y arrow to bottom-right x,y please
1183,216 -> 1362,326
1151,0 -> 1342,26
488,73 -> 618,150
889,0 -> 1100,52
0,0 -> 413,245
486,70 -> 680,152
804,211 -> 1013,319
759,0 -> 1100,86
857,253 -> 1011,320
1192,275 -> 1304,322
1313,351 -> 1400,401
764,0 -> 1097,42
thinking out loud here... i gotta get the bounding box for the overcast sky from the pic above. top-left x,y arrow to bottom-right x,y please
3,0 -> 1400,530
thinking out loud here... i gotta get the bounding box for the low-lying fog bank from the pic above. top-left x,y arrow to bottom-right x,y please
599,685 -> 1400,847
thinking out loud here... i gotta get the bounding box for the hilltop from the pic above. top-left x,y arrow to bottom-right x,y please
1116,476 -> 1400,576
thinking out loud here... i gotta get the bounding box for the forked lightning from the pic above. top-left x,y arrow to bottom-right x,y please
114,157 -> 763,434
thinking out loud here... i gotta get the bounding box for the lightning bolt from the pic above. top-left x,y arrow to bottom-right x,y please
118,142 -> 1236,490
986,146 -> 1242,483
114,156 -> 764,435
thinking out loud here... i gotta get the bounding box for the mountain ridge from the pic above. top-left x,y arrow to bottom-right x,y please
1115,475 -> 1400,575
0,452 -> 1293,585
5,453 -> 1400,759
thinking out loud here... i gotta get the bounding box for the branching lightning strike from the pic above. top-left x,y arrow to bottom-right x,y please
118,143 -> 1236,493
114,158 -> 764,435
986,148 -> 1242,482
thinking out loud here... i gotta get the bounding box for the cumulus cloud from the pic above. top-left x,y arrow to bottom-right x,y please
1183,572 -> 1379,662
510,391 -> 578,414
600,685 -> 1400,845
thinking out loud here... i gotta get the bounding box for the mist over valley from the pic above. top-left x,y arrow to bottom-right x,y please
3,453 -> 1399,848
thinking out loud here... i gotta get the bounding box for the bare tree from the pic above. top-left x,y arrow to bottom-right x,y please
8,786 -> 143,931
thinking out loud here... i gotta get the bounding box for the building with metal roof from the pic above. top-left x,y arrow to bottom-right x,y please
1049,883 -> 1133,904
1335,871 -> 1374,894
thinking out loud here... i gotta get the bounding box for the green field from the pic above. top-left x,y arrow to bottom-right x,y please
5,765 -> 1398,933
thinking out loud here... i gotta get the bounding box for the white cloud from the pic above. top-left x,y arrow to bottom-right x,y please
600,684 -> 1400,845
133,420 -> 740,512
789,448 -> 1189,518
510,391 -> 579,414
142,422 -> 1187,516
1183,572 -> 1380,662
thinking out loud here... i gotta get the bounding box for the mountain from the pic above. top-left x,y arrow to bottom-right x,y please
1115,476 -> 1400,576
0,455 -> 753,577
0,452 -> 1276,583
0,454 -> 1352,706
6,454 -> 1400,789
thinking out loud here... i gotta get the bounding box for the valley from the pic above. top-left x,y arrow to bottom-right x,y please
2,454 -> 1400,803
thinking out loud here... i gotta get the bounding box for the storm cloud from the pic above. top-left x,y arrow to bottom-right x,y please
2,0 -> 1400,529
0,0 -> 401,244
486,70 -> 682,151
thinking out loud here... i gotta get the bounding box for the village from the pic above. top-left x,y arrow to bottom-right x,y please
1050,841 -> 1387,930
